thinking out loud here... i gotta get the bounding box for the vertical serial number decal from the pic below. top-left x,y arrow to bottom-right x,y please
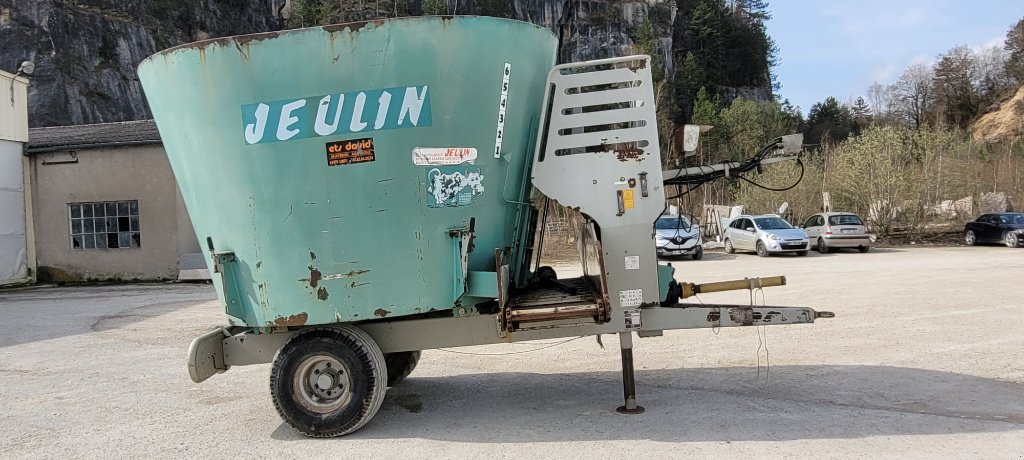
494,63 -> 511,158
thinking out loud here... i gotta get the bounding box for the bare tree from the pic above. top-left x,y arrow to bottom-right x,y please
893,64 -> 934,129
866,82 -> 897,125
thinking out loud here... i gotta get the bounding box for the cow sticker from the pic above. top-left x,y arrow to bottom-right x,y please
426,167 -> 485,208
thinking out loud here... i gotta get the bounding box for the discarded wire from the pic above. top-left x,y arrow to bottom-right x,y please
694,294 -> 721,335
434,336 -> 586,356
753,288 -> 770,382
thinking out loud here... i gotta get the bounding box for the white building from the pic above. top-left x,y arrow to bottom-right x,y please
0,69 -> 33,286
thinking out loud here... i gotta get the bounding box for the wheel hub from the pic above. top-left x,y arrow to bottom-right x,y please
294,355 -> 352,413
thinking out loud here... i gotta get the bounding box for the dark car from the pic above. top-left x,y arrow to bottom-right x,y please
964,213 -> 1024,247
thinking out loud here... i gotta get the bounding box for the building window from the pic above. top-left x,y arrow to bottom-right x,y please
68,201 -> 141,250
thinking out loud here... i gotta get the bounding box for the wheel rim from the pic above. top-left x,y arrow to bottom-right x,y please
757,242 -> 766,256
966,231 -> 975,245
1008,233 -> 1018,247
293,354 -> 353,414
818,239 -> 826,252
725,240 -> 732,252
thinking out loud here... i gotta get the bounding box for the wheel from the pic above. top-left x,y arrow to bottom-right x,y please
384,351 -> 421,386
691,246 -> 704,260
1004,231 -> 1019,248
858,245 -> 870,253
756,241 -> 769,257
724,239 -> 735,254
817,238 -> 830,254
270,325 -> 387,437
796,250 -> 808,256
965,230 -> 976,246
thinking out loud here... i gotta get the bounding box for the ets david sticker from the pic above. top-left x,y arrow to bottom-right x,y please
326,137 -> 375,166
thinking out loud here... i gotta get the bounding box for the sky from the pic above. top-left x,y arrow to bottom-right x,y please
766,0 -> 1024,113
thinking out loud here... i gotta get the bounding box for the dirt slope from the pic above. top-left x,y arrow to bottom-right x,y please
971,85 -> 1024,142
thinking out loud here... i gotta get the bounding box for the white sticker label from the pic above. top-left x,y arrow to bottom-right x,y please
625,255 -> 640,270
624,308 -> 641,329
494,63 -> 511,158
412,147 -> 478,166
620,289 -> 643,307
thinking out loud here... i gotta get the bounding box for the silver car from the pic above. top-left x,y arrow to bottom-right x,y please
724,214 -> 809,257
802,212 -> 872,253
655,214 -> 703,259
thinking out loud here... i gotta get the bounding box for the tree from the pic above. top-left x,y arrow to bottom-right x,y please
866,82 -> 897,125
974,45 -> 1012,107
932,45 -> 980,128
892,64 -> 934,129
804,96 -> 853,147
1006,18 -> 1024,83
850,97 -> 871,134
721,97 -> 799,155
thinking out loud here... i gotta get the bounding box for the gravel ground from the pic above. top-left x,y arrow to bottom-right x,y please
0,246 -> 1022,458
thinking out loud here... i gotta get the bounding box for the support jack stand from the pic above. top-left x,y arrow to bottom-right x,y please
615,331 -> 645,414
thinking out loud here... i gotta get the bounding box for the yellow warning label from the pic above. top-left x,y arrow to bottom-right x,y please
623,190 -> 635,209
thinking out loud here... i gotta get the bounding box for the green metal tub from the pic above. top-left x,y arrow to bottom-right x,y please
138,17 -> 557,327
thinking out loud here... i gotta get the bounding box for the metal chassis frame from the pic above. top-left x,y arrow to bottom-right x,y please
189,304 -> 827,381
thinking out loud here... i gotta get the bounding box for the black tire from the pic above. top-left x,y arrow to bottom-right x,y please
384,351 -> 421,386
270,325 -> 387,437
724,239 -> 735,254
796,250 -> 808,256
692,246 -> 704,260
858,245 -> 870,253
965,230 -> 976,246
817,238 -> 830,254
1004,231 -> 1019,248
756,241 -> 769,257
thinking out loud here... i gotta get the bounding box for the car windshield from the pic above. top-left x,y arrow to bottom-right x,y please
753,217 -> 793,230
656,216 -> 691,230
829,215 -> 863,226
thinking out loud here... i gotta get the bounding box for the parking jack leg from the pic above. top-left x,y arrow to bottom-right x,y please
615,331 -> 645,414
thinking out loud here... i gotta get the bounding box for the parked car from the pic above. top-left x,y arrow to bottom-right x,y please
655,214 -> 703,259
964,213 -> 1024,247
802,212 -> 872,253
724,214 -> 809,257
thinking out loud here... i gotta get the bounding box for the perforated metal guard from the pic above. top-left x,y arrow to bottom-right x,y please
531,55 -> 666,226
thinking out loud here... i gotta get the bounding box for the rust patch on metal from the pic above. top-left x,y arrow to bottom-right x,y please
309,251 -> 317,260
272,312 -> 308,327
234,31 -> 281,46
374,308 -> 391,318
308,267 -> 322,288
613,146 -> 645,162
317,287 -> 330,301
729,307 -> 754,326
322,19 -> 384,33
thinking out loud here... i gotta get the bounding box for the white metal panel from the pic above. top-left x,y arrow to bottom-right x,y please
0,139 -> 27,283
532,55 -> 666,225
0,70 -> 29,143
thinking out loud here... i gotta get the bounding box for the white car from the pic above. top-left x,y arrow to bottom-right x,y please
802,212 -> 872,253
655,214 -> 703,259
724,214 -> 809,257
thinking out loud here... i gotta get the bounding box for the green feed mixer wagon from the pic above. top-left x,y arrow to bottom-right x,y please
138,16 -> 832,437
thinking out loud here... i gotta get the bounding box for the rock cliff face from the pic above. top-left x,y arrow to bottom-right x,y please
1,0 -> 692,127
1,0 -> 282,127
